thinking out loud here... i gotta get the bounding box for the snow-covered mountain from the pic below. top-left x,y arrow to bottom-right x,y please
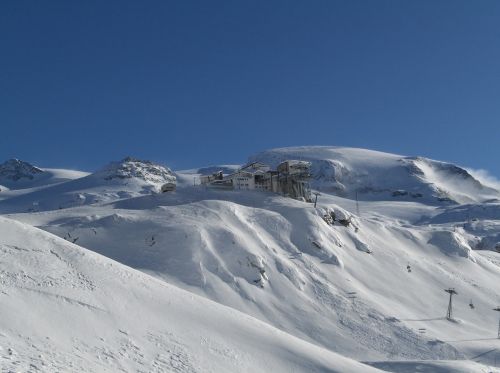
0,157 -> 175,213
96,156 -> 176,185
0,158 -> 44,182
1,147 -> 500,372
249,146 -> 500,204
1,216 -> 382,373
0,158 -> 88,192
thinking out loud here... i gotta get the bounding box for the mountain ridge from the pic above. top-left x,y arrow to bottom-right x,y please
1,146 -> 500,372
249,146 -> 500,204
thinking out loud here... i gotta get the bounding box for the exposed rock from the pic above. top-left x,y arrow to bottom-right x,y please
0,159 -> 44,182
97,157 -> 176,185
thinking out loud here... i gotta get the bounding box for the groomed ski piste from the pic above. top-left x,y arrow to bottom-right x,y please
1,147 -> 500,372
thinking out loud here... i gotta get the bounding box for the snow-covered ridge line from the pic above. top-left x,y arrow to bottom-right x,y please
0,157 -> 176,212
249,146 -> 500,204
96,156 -> 176,184
0,158 -> 44,181
1,146 -> 500,372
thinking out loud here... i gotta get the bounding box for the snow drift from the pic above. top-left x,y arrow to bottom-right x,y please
2,146 -> 500,372
249,146 -> 500,204
0,216 -> 383,373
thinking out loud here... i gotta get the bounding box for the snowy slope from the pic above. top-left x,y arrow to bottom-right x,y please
0,159 -> 89,198
369,360 -> 500,372
10,187 -> 500,366
2,146 -> 500,372
249,146 -> 500,204
0,157 -> 174,213
0,216 -> 385,373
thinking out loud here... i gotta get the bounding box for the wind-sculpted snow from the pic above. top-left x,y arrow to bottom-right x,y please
2,146 -> 500,372
18,189 -> 500,364
368,360 -> 500,372
0,216 -> 386,373
428,230 -> 476,261
418,203 -> 500,253
422,203 -> 500,225
249,146 -> 500,204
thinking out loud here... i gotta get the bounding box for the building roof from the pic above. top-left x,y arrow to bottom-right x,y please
240,162 -> 270,171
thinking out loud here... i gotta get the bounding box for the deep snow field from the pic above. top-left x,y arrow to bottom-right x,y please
1,147 -> 500,373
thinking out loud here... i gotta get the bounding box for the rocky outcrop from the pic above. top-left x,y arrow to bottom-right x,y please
0,159 -> 44,182
96,157 -> 176,185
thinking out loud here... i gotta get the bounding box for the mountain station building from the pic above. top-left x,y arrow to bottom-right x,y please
200,160 -> 312,202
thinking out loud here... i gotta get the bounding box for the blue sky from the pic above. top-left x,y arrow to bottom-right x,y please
1,1 -> 499,176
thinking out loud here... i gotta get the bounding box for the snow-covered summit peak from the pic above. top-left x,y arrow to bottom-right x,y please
249,146 -> 499,204
96,157 -> 176,185
0,158 -> 44,182
0,157 -> 176,213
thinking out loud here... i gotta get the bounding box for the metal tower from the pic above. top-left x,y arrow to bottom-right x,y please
444,288 -> 457,320
313,192 -> 321,208
494,307 -> 500,339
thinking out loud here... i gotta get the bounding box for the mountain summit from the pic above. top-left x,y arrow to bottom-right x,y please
0,157 -> 176,213
0,158 -> 44,182
96,156 -> 176,185
249,146 -> 499,204
1,147 -> 499,372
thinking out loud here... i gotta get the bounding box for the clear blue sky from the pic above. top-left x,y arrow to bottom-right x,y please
1,1 -> 499,175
